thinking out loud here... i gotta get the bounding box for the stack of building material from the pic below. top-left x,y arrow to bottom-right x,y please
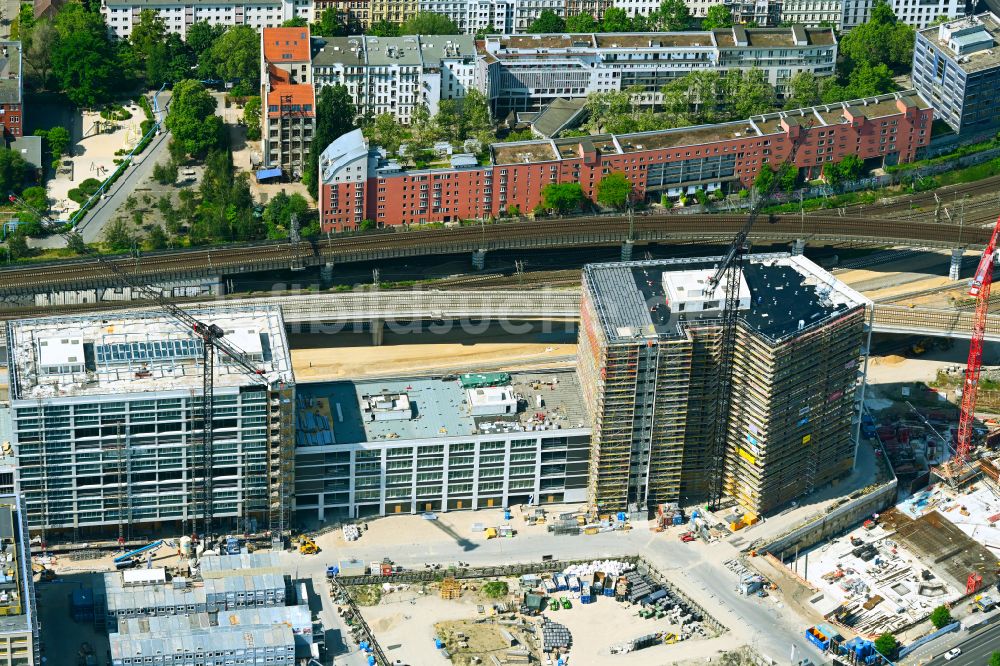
342,524 -> 360,541
440,578 -> 461,600
541,618 -> 571,652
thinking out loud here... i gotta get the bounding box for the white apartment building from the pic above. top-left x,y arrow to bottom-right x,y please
101,0 -> 313,40
726,0 -> 782,26
418,0 -> 514,33
312,34 -> 477,124
4,309 -> 295,539
781,0 -> 844,26
478,26 -> 837,116
840,0 -> 965,29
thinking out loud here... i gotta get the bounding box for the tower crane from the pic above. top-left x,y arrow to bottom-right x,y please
949,214 -> 1000,475
704,124 -> 811,509
7,193 -> 274,540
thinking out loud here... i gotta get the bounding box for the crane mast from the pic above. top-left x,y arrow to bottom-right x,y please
8,194 -> 269,539
704,128 -> 810,509
953,215 -> 1000,472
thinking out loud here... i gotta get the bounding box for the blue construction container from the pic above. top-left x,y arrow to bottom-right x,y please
434,638 -> 443,649
672,514 -> 684,525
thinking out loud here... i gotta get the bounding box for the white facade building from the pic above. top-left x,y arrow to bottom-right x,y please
101,0 -> 314,40
479,26 -> 838,116
781,0 -> 844,27
312,34 -> 477,123
5,309 -> 295,538
418,0 -> 514,33
840,0 -> 966,29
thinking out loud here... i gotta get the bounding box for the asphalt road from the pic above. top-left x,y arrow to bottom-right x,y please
922,622 -> 1000,666
73,93 -> 172,244
276,524 -> 826,665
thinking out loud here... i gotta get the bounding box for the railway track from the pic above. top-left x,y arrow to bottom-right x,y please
0,213 -> 990,295
835,173 -> 1000,219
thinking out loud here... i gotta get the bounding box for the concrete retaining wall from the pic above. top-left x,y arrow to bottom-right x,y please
755,479 -> 898,557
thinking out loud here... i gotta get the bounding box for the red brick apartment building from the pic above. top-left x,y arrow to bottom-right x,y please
0,42 -> 23,139
319,91 -> 932,232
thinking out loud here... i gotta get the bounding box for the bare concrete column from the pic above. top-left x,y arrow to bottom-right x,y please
621,240 -> 634,262
791,239 -> 806,256
472,249 -> 486,270
371,318 -> 384,346
320,262 -> 334,285
949,248 -> 963,281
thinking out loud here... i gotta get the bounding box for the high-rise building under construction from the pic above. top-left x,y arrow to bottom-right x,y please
579,253 -> 869,515
4,308 -> 295,539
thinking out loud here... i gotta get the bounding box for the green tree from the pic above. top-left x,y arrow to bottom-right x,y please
263,190 -> 310,238
434,99 -> 462,143
187,21 -> 226,61
929,605 -> 952,629
655,0 -> 692,31
990,651 -> 1000,666
838,1 -> 914,73
307,84 -> 358,196
153,160 -> 178,185
24,18 -> 56,89
400,12 -> 460,34
460,89 -> 493,143
368,19 -> 400,37
527,10 -> 565,33
281,16 -> 308,27
103,218 -> 136,252
847,62 -> 895,97
146,224 -> 169,250
753,165 -> 775,193
541,183 -> 585,213
565,13 -> 598,32
777,161 -> 798,192
243,96 -> 262,140
601,7 -> 632,32
21,186 -> 48,212
873,633 -> 898,658
702,4 -> 733,29
825,154 -> 864,188
786,71 -> 819,109
6,231 -> 30,260
166,80 -> 224,158
205,25 -> 260,95
929,14 -> 957,27
51,4 -> 121,107
313,8 -> 348,36
596,172 -> 632,209
725,68 -> 774,118
474,24 -> 499,39
0,149 -> 27,195
192,149 -> 262,243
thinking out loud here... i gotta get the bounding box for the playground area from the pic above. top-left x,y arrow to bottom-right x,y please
46,104 -> 149,221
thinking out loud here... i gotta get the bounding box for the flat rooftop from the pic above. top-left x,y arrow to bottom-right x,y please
492,140 -> 559,165
6,308 -> 293,401
364,35 -> 423,66
919,13 -> 1000,74
583,253 -> 869,344
0,42 -> 21,106
295,369 -> 589,447
617,121 -> 755,152
593,33 -> 714,49
0,496 -> 30,637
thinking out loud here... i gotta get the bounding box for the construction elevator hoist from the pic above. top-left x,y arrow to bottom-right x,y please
703,129 -> 810,509
8,194 -> 276,541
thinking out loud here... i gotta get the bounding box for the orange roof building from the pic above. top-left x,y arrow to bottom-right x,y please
261,27 -> 315,178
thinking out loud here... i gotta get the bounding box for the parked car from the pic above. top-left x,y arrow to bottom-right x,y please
944,648 -> 962,661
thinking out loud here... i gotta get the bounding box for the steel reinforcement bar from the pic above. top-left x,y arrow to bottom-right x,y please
0,214 -> 987,295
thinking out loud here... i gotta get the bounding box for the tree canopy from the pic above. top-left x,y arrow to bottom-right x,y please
839,1 -> 914,74
596,172 -> 632,209
400,12 -> 460,35
565,13 -> 598,32
50,4 -> 120,107
701,5 -> 733,29
0,149 -> 28,196
527,10 -> 565,33
368,19 -> 400,37
824,154 -> 864,187
873,634 -> 898,658
541,183 -> 585,213
990,651 -> 1000,666
166,80 -> 224,158
126,10 -> 193,86
601,7 -> 631,32
655,0 -> 692,31
263,190 -> 310,238
929,605 -> 952,629
204,26 -> 260,95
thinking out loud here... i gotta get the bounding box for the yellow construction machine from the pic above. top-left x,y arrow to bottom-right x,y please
298,536 -> 318,555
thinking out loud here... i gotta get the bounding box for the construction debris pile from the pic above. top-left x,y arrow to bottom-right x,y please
540,618 -> 571,652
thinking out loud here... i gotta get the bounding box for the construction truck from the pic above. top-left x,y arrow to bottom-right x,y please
298,536 -> 318,555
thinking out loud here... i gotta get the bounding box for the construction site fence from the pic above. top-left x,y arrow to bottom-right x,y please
328,575 -> 392,666
896,620 -> 960,659
751,478 -> 898,558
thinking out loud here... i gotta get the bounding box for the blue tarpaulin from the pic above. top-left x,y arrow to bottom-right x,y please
256,167 -> 282,181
